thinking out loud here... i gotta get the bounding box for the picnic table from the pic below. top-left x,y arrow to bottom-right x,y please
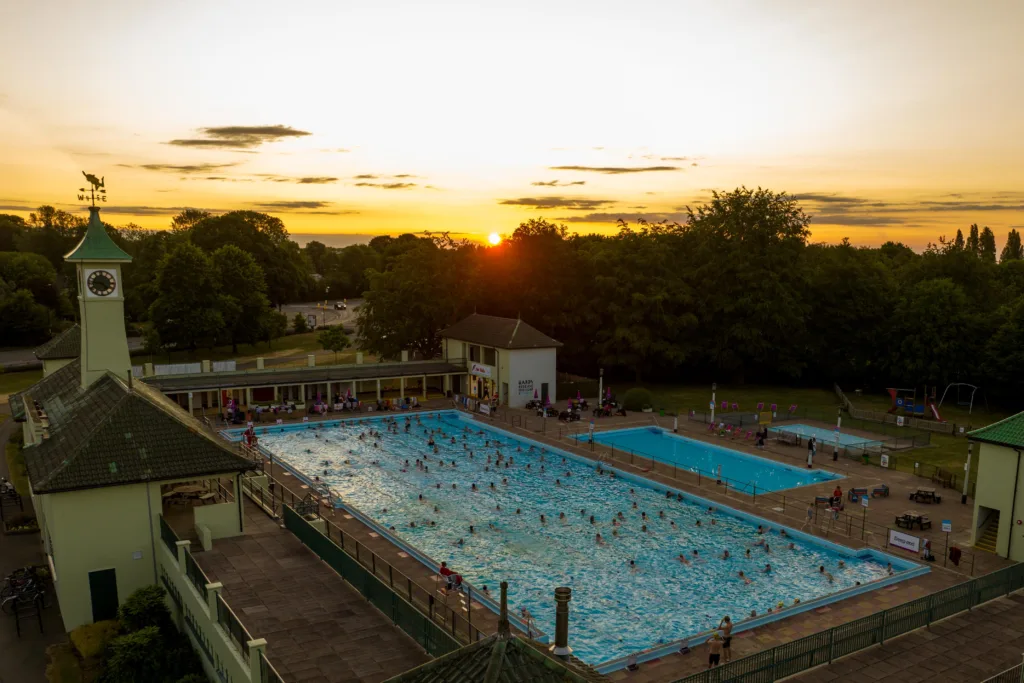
909,487 -> 942,504
173,485 -> 206,495
895,510 -> 931,530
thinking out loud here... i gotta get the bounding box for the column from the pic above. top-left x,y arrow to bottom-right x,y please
376,379 -> 381,400
248,638 -> 268,682
246,387 -> 252,407
206,581 -> 223,617
351,380 -> 357,400
400,378 -> 405,400
187,392 -> 194,415
423,375 -> 428,398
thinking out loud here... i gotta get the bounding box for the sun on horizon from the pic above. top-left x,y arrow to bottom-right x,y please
488,232 -> 502,245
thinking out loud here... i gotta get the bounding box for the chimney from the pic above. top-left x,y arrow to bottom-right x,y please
550,586 -> 572,659
498,581 -> 510,638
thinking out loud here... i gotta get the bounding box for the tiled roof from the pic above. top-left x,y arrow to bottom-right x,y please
21,368 -> 252,494
14,357 -> 84,423
968,411 -> 1024,450
383,634 -> 603,683
440,314 -> 562,350
33,324 -> 81,360
64,206 -> 131,262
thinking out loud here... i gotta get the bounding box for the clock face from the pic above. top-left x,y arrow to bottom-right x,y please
87,269 -> 117,297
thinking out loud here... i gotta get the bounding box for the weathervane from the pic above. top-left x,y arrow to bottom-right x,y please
78,171 -> 107,206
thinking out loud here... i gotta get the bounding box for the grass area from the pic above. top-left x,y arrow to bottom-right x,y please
0,369 -> 42,401
133,331 -> 326,365
5,440 -> 30,497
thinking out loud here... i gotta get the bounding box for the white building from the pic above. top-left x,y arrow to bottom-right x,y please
440,314 -> 561,408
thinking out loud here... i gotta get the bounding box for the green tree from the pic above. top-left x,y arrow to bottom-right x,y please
17,206 -> 86,269
170,209 -> 211,233
0,252 -> 60,309
103,626 -> 165,683
0,214 -> 26,251
211,245 -> 271,352
0,289 -> 51,345
980,226 -> 997,263
1002,229 -> 1023,262
118,585 -> 172,634
952,229 -> 965,251
317,326 -> 351,363
149,243 -> 224,349
965,223 -> 980,255
888,278 -> 970,383
984,297 -> 1024,392
292,312 -> 309,334
261,309 -> 288,348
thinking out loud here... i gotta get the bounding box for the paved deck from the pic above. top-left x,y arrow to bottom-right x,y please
194,498 -> 429,683
786,591 -> 1024,683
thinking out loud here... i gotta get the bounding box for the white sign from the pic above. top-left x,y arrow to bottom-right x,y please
942,520 -> 952,533
247,421 -> 254,427
518,379 -> 534,395
302,416 -> 309,423
861,495 -> 869,508
880,454 -> 890,468
306,314 -> 317,328
276,418 -> 283,425
888,529 -> 921,553
896,416 -> 905,427
479,403 -> 491,415
470,363 -> 493,378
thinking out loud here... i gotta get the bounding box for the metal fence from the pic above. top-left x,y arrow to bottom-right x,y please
217,593 -> 252,664
159,514 -> 178,556
283,505 -> 463,657
671,563 -> 1024,683
184,550 -> 209,603
983,662 -> 1024,683
260,651 -> 285,683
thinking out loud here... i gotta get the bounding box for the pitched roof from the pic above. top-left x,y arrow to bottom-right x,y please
20,367 -> 252,494
384,584 -> 605,683
13,357 -> 84,422
968,411 -> 1024,450
33,325 -> 81,361
440,314 -> 562,350
64,206 -> 131,262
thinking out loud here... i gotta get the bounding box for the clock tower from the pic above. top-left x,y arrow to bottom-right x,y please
64,203 -> 133,388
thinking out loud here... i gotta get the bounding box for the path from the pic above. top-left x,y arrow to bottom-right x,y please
786,591 -> 1024,683
194,497 -> 430,683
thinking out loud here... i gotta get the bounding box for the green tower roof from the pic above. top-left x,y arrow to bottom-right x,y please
968,411 -> 1024,450
64,206 -> 131,262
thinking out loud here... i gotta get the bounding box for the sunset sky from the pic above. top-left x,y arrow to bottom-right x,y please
1,0 -> 1022,249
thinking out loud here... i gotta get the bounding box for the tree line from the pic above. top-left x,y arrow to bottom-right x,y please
3,188 -> 1024,410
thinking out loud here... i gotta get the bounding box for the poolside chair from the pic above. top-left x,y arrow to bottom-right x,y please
731,402 -> 739,411
770,403 -> 778,412
707,422 -> 716,432
721,401 -> 729,411
745,431 -> 754,440
788,404 -> 798,414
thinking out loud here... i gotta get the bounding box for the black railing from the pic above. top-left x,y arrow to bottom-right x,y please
260,651 -> 285,683
159,515 -> 179,556
184,550 -> 209,603
217,594 -> 252,664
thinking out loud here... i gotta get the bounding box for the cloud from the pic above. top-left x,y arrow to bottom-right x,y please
120,162 -> 240,174
296,177 -> 337,184
558,211 -> 688,223
500,197 -> 616,211
531,180 -> 586,187
810,214 -> 906,226
354,174 -> 378,179
254,200 -> 333,210
549,165 -> 681,174
321,148 -> 351,153
393,174 -> 419,179
82,205 -> 218,216
660,156 -> 690,161
354,182 -> 416,189
167,125 -> 311,149
793,193 -> 871,205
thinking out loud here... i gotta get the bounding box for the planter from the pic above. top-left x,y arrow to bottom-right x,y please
3,517 -> 39,535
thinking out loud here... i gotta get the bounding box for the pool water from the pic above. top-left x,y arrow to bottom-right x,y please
769,423 -> 882,448
241,412 -> 913,665
587,427 -> 842,493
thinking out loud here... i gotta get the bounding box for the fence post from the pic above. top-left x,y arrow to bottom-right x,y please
389,565 -> 393,588
828,627 -> 835,662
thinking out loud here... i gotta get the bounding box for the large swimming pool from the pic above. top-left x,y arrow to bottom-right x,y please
586,427 -> 842,493
769,423 -> 883,449
228,412 -> 922,667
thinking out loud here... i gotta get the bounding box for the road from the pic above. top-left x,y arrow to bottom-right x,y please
0,336 -> 144,371
280,298 -> 362,331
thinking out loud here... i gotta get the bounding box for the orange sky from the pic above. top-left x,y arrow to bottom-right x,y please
2,0 -> 1023,249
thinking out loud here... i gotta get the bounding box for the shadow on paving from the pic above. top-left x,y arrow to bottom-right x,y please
194,498 -> 430,683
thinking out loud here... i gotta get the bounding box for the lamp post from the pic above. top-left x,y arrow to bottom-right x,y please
598,368 -> 603,405
710,382 -> 717,424
962,442 -> 972,504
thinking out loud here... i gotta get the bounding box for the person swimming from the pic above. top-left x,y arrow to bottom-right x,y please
678,553 -> 690,565
763,564 -> 772,574
721,550 -> 731,560
540,514 -> 546,524
738,570 -> 751,585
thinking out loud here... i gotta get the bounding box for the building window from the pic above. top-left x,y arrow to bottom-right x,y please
484,347 -> 496,366
469,345 -> 480,362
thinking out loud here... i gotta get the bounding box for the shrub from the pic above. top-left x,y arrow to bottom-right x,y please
622,387 -> 654,411
175,673 -> 208,683
118,586 -> 172,634
103,627 -> 165,683
70,619 -> 119,660
44,642 -> 83,683
292,312 -> 309,334
163,629 -> 205,682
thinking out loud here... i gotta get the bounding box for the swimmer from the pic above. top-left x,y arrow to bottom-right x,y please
886,563 -> 894,576
434,505 -> 439,513
502,478 -> 508,485
540,514 -> 546,524
721,550 -> 731,560
641,512 -> 648,521
471,483 -> 478,491
556,479 -> 562,486
590,515 -> 596,525
469,525 -> 475,534
410,521 -> 416,528
629,560 -> 637,572
745,549 -> 751,558
452,483 -> 457,489
788,543 -> 795,550
670,521 -> 677,529
516,508 -> 521,514
496,504 -> 501,511
632,502 -> 638,509
559,512 -> 566,520
678,553 -> 691,566
658,510 -> 665,518
738,570 -> 751,585
696,520 -> 702,527
837,560 -> 845,569
457,538 -> 464,546
418,494 -> 423,501
763,564 -> 772,574
641,525 -> 649,533
490,482 -> 496,490
757,525 -> 765,534
596,533 -> 604,545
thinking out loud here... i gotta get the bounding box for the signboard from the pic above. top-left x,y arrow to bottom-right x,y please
880,454 -> 890,468
470,363 -> 493,378
861,495 -> 869,508
479,403 -> 491,415
888,529 -> 921,553
942,520 -> 952,533
276,418 -> 283,424
896,416 -> 905,427
709,401 -> 715,410
759,411 -> 773,425
302,416 -> 309,423
306,314 -> 317,329
518,379 -> 534,395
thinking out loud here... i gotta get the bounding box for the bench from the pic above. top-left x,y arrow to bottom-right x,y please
814,496 -> 832,507
909,489 -> 941,504
872,485 -> 889,498
848,488 -> 869,502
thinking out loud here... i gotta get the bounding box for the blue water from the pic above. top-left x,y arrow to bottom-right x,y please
769,423 -> 882,448
587,427 -> 842,493
231,412 -> 917,665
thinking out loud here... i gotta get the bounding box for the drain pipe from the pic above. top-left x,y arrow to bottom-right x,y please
1008,449 -> 1022,560
550,587 -> 572,660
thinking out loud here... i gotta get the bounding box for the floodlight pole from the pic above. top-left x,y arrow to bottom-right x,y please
962,442 -> 972,504
710,382 -> 716,424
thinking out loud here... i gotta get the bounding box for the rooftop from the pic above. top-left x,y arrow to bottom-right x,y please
440,314 -> 562,350
33,324 -> 81,361
64,206 -> 131,262
19,362 -> 252,494
968,411 -> 1024,450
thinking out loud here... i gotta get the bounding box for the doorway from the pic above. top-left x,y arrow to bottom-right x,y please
541,383 -> 549,402
88,568 -> 119,622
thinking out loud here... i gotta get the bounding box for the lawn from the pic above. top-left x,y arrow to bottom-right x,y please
0,369 -> 42,407
133,331 -> 327,365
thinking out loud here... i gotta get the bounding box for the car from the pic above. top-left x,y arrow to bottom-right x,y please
334,302 -> 347,310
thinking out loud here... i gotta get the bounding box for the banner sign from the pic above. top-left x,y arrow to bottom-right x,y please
470,363 -> 493,378
888,529 -> 921,553
479,403 -> 491,415
518,379 -> 534,395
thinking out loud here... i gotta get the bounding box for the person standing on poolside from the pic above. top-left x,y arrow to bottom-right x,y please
707,632 -> 724,669
806,437 -> 815,468
718,616 -> 733,662
802,503 -> 814,530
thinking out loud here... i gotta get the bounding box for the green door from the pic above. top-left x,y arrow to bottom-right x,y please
88,569 -> 119,622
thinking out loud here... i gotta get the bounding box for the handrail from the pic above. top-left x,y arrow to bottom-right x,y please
216,593 -> 253,663
260,650 -> 285,683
